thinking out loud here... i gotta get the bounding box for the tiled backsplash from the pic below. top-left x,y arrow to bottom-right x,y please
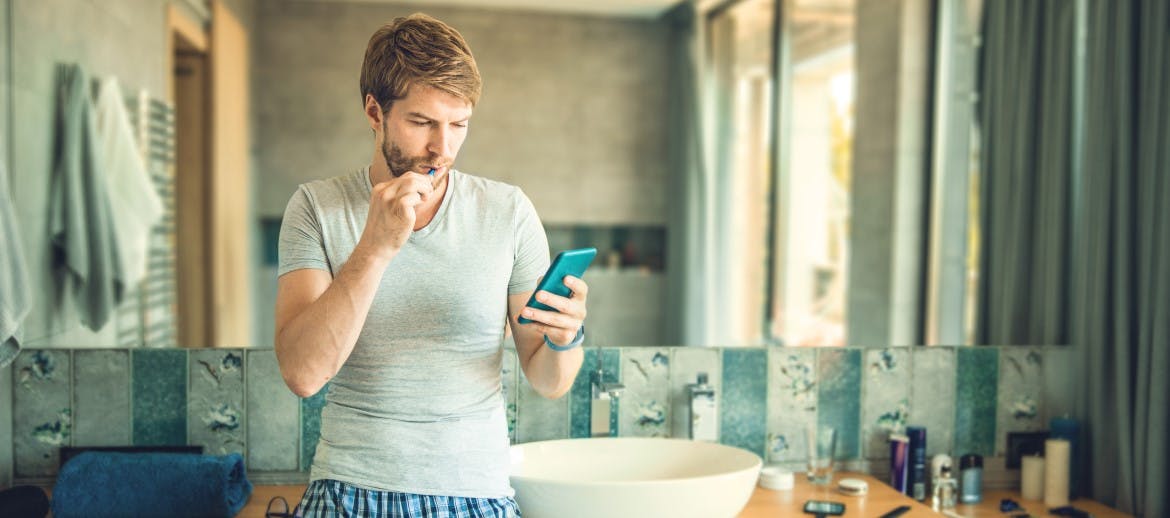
5,345 -> 1072,486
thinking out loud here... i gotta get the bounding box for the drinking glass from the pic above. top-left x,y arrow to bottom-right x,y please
806,426 -> 837,485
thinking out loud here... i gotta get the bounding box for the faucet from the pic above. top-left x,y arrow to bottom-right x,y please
590,348 -> 624,437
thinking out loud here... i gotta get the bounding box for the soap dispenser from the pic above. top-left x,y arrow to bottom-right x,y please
688,373 -> 718,442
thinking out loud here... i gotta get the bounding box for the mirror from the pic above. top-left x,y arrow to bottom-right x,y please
3,0 -> 1049,350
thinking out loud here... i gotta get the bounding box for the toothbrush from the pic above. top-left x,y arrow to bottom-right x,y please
427,168 -> 436,176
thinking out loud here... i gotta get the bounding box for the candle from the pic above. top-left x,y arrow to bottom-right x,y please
1050,416 -> 1080,498
1020,455 -> 1045,500
1044,439 -> 1071,507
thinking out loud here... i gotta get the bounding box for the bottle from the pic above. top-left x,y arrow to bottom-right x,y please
959,453 -> 983,504
906,427 -> 927,500
932,464 -> 958,510
688,373 -> 717,441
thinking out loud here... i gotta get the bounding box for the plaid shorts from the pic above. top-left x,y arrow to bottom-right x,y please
295,479 -> 522,518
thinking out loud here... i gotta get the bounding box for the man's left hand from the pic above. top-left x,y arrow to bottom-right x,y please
520,275 -> 588,345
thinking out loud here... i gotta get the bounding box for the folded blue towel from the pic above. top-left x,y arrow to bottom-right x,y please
51,451 -> 253,518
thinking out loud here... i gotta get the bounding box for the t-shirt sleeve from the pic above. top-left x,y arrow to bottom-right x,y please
278,186 -> 331,277
509,188 -> 550,294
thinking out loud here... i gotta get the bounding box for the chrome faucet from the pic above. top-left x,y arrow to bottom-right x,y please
590,349 -> 624,437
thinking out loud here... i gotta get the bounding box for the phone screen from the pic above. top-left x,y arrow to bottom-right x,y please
803,500 -> 845,515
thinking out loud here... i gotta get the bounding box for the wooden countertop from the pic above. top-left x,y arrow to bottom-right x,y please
236,475 -> 1132,517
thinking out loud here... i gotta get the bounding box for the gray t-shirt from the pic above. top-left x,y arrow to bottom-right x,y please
278,166 -> 549,498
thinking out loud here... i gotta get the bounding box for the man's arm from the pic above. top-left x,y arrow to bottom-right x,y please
274,246 -> 393,397
507,276 -> 587,399
275,172 -> 434,397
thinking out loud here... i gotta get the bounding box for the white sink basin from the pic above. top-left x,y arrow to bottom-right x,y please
509,438 -> 762,518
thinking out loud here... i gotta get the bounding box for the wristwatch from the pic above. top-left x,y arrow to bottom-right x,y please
544,325 -> 585,351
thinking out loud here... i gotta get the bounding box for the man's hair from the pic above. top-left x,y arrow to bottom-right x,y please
360,13 -> 482,112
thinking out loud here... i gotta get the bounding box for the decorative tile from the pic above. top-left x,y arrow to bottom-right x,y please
246,349 -> 299,471
619,347 -> 671,438
300,384 -> 329,471
570,347 -> 620,438
73,350 -> 130,446
720,348 -> 767,459
133,349 -> 187,446
954,347 -> 998,457
766,348 -> 817,467
516,365 -> 569,443
13,350 -> 71,477
861,348 -> 911,459
669,347 -> 721,439
910,347 -> 956,458
997,347 -> 1045,455
188,349 -> 245,457
816,348 -> 861,460
502,344 -> 519,444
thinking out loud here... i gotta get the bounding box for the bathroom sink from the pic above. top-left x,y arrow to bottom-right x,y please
509,437 -> 762,518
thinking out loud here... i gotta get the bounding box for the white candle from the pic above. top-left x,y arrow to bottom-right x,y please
1044,439 -> 1071,507
1020,455 -> 1045,500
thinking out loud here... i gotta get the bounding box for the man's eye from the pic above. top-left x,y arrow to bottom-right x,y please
453,123 -> 468,128
411,121 -> 430,126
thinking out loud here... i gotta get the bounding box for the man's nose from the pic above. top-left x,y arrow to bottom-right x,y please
427,125 -> 452,157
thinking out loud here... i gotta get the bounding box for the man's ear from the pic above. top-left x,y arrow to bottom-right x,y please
364,94 -> 385,132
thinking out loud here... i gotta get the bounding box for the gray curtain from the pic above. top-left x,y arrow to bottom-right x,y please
976,0 -> 1075,345
1074,0 -> 1169,515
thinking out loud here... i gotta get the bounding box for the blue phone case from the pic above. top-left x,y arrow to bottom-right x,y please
517,247 -> 597,324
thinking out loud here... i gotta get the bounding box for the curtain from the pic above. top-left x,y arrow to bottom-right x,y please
1074,0 -> 1169,515
664,2 -> 722,346
975,0 -> 1075,345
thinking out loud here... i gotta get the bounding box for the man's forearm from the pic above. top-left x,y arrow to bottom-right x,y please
521,338 -> 584,399
276,245 -> 393,397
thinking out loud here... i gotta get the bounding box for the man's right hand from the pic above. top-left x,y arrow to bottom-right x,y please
360,172 -> 435,258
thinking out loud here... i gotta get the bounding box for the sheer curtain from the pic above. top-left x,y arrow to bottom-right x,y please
665,2 -> 721,346
1074,0 -> 1169,515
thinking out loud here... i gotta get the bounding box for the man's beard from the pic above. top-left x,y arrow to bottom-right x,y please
382,121 -> 447,178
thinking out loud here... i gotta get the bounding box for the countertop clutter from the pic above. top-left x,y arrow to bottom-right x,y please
235,473 -> 1133,518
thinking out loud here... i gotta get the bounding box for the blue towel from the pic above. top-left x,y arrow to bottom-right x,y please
51,452 -> 253,518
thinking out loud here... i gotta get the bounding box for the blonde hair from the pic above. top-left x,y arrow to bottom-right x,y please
359,13 -> 482,112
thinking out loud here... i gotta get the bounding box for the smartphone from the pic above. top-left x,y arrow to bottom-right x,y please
803,500 -> 845,516
517,247 -> 597,324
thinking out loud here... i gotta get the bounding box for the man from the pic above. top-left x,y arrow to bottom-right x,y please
275,13 -> 586,517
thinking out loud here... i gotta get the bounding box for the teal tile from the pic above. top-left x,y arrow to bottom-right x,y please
996,347 -> 1045,455
910,347 -> 957,458
766,348 -> 817,466
13,350 -> 71,477
132,349 -> 187,446
954,347 -> 998,457
570,348 -> 620,438
817,349 -> 861,460
300,384 -> 329,471
189,350 -> 245,457
619,348 -> 671,438
246,349 -> 299,471
861,348 -> 911,459
720,348 -> 767,459
502,345 -> 519,444
73,350 -> 130,446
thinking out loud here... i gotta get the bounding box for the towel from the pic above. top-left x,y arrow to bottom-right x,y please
93,77 -> 164,287
0,159 -> 31,368
49,63 -> 123,330
51,452 -> 253,518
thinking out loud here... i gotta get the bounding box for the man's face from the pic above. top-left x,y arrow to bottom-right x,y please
380,84 -> 472,178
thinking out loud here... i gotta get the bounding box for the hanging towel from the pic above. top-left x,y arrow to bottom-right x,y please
51,452 -> 253,518
49,63 -> 123,331
93,77 -> 164,287
0,159 -> 32,369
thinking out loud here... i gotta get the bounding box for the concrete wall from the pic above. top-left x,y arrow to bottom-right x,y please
252,0 -> 672,225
